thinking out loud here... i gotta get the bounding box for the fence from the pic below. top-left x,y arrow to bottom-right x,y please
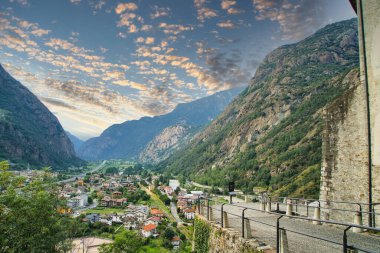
270,197 -> 380,229
197,198 -> 380,253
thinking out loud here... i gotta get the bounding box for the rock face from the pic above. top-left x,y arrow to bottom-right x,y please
0,64 -> 82,169
139,124 -> 191,164
78,88 -> 243,161
159,19 -> 359,197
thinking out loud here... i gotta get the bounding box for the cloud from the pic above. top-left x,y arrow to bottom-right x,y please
40,97 -> 77,110
9,0 -> 28,6
115,2 -> 138,14
221,0 -> 236,10
145,37 -> 155,45
217,20 -> 236,29
112,79 -> 148,91
252,0 -> 328,40
158,23 -> 193,35
150,5 -> 170,19
194,0 -> 218,22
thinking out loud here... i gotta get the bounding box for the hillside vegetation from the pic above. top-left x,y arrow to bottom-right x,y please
158,19 -> 360,198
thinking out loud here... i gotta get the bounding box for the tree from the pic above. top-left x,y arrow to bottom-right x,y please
0,161 -> 76,252
163,228 -> 175,240
99,231 -> 144,253
88,196 -> 93,205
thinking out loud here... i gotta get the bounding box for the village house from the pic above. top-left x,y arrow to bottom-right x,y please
100,196 -> 127,207
141,224 -> 157,238
164,186 -> 173,195
183,208 -> 195,220
150,207 -> 164,217
144,216 -> 161,227
171,236 -> 181,250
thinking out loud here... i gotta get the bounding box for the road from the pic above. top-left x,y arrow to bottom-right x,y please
206,202 -> 380,253
170,201 -> 183,224
58,160 -> 106,184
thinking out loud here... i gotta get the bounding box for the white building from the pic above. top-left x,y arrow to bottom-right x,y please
169,179 -> 180,190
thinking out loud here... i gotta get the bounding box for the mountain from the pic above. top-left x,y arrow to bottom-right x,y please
78,88 -> 243,161
139,124 -> 195,164
66,131 -> 84,152
0,64 -> 83,169
158,19 -> 359,198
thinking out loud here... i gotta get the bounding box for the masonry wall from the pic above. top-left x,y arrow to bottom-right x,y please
320,79 -> 370,223
320,0 -> 380,226
192,215 -> 271,253
360,0 -> 380,213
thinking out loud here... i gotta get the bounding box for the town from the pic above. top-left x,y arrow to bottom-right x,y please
15,161 -> 210,252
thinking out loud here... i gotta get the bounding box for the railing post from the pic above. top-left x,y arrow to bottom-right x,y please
266,197 -> 272,212
197,197 -> 201,215
343,226 -> 351,253
276,216 -> 284,253
242,208 -> 248,238
313,205 -> 321,225
206,198 -> 210,221
221,203 -> 226,227
286,200 -> 293,216
295,199 -> 298,213
306,200 -> 309,217
353,212 -> 363,233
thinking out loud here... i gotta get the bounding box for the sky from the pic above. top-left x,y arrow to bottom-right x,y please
0,0 -> 355,140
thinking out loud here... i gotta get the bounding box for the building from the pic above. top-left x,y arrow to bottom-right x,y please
151,208 -> 164,217
171,236 -> 181,250
141,224 -> 157,238
169,179 -> 180,190
183,208 -> 195,220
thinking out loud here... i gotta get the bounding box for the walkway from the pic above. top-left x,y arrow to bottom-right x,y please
207,202 -> 380,253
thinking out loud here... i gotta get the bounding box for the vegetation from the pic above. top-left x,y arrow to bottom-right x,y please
157,19 -> 359,199
193,217 -> 211,253
0,161 -> 77,252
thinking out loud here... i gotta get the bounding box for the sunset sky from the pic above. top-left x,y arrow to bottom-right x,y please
0,0 -> 355,140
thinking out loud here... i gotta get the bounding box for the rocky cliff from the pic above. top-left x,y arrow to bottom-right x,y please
158,19 -> 359,198
139,124 -> 193,164
0,64 -> 82,169
78,88 -> 242,161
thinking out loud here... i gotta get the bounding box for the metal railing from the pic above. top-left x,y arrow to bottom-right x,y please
270,197 -> 380,228
197,198 -> 380,253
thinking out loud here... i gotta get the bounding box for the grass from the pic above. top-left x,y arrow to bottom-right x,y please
139,238 -> 171,253
82,207 -> 125,215
139,183 -> 175,222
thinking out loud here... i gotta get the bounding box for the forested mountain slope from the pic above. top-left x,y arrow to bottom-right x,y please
158,19 -> 359,198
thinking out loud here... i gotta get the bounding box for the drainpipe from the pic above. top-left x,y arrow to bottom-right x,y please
357,0 -> 373,227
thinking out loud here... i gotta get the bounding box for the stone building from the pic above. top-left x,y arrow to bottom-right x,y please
319,0 -> 380,226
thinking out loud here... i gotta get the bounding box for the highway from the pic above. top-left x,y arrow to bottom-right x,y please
57,160 -> 106,184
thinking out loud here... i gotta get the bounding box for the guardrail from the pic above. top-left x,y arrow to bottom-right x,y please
197,198 -> 380,253
268,197 -> 380,228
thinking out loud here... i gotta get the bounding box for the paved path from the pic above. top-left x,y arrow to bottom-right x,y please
170,202 -> 183,224
207,202 -> 380,253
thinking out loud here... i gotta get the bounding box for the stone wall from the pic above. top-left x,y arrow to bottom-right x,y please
359,0 -> 380,214
319,0 -> 380,226
320,78 -> 370,223
192,215 -> 273,253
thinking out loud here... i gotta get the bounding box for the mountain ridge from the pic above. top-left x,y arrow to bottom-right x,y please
78,87 -> 243,161
0,64 -> 83,169
158,19 -> 359,198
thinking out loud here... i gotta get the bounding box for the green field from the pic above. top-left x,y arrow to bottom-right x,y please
83,207 -> 125,215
